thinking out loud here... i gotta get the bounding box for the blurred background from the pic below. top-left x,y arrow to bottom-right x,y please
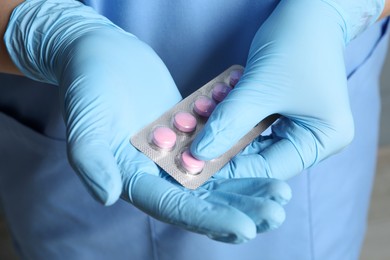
1,45 -> 390,260
359,43 -> 390,260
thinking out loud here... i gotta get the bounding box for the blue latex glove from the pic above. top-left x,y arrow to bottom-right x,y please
5,0 -> 291,243
191,0 -> 384,180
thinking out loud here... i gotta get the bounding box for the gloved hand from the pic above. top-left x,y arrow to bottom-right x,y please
191,0 -> 385,180
4,0 -> 292,243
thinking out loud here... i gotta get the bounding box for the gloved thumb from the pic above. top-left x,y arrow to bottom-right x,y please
191,79 -> 275,161
67,139 -> 122,206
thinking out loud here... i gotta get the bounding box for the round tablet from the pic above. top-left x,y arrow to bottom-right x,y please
180,149 -> 205,174
229,69 -> 243,87
151,126 -> 176,150
212,82 -> 232,102
173,112 -> 197,133
193,96 -> 216,117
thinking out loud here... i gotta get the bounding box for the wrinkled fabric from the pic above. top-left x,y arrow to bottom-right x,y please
322,0 -> 385,41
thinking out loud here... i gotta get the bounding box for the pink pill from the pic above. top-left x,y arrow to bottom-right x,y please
180,149 -> 205,174
229,69 -> 243,87
173,112 -> 197,133
193,96 -> 216,117
151,126 -> 176,150
212,82 -> 232,102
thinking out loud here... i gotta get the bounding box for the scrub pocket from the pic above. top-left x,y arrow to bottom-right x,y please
0,112 -> 154,260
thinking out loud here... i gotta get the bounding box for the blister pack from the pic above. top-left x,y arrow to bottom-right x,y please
131,65 -> 277,189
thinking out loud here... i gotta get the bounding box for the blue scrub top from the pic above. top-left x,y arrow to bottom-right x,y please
0,1 -> 388,259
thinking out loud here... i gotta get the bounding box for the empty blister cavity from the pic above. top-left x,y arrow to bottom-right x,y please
229,69 -> 243,87
179,149 -> 205,175
151,126 -> 177,150
212,82 -> 232,102
193,96 -> 216,117
173,112 -> 197,133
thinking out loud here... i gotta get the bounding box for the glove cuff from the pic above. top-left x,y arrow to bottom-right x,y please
4,0 -> 126,85
321,0 -> 385,42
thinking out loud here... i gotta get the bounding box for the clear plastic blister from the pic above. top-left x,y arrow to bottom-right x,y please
131,65 -> 277,189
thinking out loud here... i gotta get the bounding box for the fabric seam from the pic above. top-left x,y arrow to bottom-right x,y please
307,169 -> 316,260
147,216 -> 159,260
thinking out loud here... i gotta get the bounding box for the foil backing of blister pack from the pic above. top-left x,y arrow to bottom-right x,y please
131,65 -> 278,189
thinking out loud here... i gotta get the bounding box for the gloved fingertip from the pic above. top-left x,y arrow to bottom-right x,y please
190,129 -> 223,161
271,206 -> 286,229
77,166 -> 122,206
231,223 -> 257,244
257,201 -> 286,233
268,180 -> 292,205
207,228 -> 256,244
190,130 -> 216,161
97,179 -> 122,206
207,217 -> 257,244
68,142 -> 123,206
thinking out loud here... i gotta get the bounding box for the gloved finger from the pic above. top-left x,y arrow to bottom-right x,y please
208,136 -> 276,180
213,135 -> 277,180
217,153 -> 273,179
118,144 -> 162,181
237,135 -> 279,156
216,118 -> 315,180
202,178 -> 292,206
67,139 -> 122,206
190,78 -> 277,161
212,135 -> 277,179
127,173 -> 258,244
203,190 -> 286,233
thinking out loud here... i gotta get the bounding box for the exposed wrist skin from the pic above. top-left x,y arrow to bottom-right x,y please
379,0 -> 390,19
0,0 -> 24,75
